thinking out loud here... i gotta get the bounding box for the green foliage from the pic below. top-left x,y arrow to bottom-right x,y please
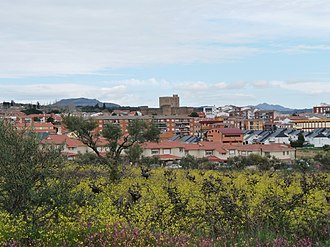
46,117 -> 54,123
189,111 -> 199,117
179,154 -> 209,169
323,144 -> 330,151
290,133 -> 305,148
314,152 -> 330,170
140,156 -> 161,167
21,108 -> 43,115
0,122 -> 85,235
0,122 -> 58,215
227,154 -> 284,171
103,120 -> 160,162
0,165 -> 329,245
63,116 -> 101,157
124,144 -> 143,165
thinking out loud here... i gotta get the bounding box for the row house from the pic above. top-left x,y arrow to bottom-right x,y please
304,129 -> 330,148
41,135 -> 109,159
142,141 -> 227,163
142,141 -> 294,163
245,128 -> 330,148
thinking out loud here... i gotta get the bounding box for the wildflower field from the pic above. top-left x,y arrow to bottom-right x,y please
1,164 -> 329,247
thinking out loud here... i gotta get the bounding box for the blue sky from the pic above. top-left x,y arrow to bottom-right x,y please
0,0 -> 329,108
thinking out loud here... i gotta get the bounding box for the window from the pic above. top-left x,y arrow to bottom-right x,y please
205,150 -> 213,156
229,150 -> 235,156
163,149 -> 171,154
283,151 -> 285,155
242,151 -> 247,156
151,149 -> 159,155
179,148 -> 184,152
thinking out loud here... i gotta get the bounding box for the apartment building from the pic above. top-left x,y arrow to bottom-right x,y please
313,104 -> 330,114
95,115 -> 197,137
293,119 -> 330,132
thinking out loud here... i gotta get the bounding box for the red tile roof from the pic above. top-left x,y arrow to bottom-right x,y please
207,156 -> 223,162
156,154 -> 181,160
42,135 -> 84,147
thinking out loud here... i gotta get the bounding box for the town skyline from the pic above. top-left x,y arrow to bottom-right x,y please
0,1 -> 329,108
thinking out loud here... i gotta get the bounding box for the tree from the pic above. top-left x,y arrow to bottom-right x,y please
63,116 -> 101,157
0,121 -> 66,221
290,133 -> 305,148
179,155 -> 209,169
124,143 -> 143,165
227,154 -> 274,170
189,112 -> 199,117
21,108 -> 43,115
47,116 -> 55,123
64,116 -> 160,178
102,120 -> 160,163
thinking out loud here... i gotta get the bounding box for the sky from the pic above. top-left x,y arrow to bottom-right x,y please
0,0 -> 329,108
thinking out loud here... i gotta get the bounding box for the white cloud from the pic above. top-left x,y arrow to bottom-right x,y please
214,81 -> 247,90
175,81 -> 210,91
0,83 -> 127,105
269,81 -> 330,94
1,1 -> 330,77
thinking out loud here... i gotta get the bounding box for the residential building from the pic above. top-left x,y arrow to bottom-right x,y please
207,128 -> 243,145
313,103 -> 330,115
142,141 -> 294,163
293,119 -> 330,131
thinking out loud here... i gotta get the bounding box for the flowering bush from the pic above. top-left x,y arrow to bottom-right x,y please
0,165 -> 329,246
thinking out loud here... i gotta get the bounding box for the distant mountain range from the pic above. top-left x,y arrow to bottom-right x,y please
53,98 -> 120,108
252,103 -> 312,113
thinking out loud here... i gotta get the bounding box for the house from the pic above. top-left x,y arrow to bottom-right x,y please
141,141 -> 295,164
231,144 -> 295,161
41,135 -> 88,159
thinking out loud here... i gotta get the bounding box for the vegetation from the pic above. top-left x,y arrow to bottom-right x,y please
63,116 -> 101,157
189,111 -> 199,117
290,133 -> 305,148
0,123 -> 329,246
0,122 -> 84,233
21,108 -> 43,115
